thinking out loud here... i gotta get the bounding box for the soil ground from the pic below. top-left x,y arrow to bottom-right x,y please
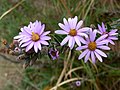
0,53 -> 23,90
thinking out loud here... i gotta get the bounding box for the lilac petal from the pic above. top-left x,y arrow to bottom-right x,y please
34,43 -> 38,53
28,23 -> 31,28
76,45 -> 88,50
36,41 -> 41,50
70,38 -> 75,49
85,37 -> 90,43
40,40 -> 49,45
19,38 -> 31,46
55,30 -> 68,34
34,20 -> 40,33
94,51 -> 103,62
63,18 -> 68,25
76,20 -> 83,30
108,37 -> 118,40
63,18 -> 70,31
41,36 -> 51,40
20,28 -> 24,32
97,46 -> 110,50
74,36 -> 81,46
109,33 -> 118,36
20,31 -> 29,36
79,37 -> 87,44
26,42 -> 34,52
89,30 -> 93,41
41,31 -> 50,36
68,37 -> 74,49
78,27 -> 91,32
68,18 -> 73,29
36,22 -> 42,34
30,22 -> 34,29
39,24 -> 45,35
102,22 -> 106,32
61,35 -> 70,46
91,51 -> 96,63
77,32 -> 88,38
78,49 -> 89,60
90,30 -> 97,41
35,20 -> 39,24
20,37 -> 31,43
21,36 -> 31,40
97,40 -> 108,45
72,16 -> 78,29
51,56 -> 56,60
14,32 -> 31,39
24,26 -> 32,35
19,41 -> 24,46
21,34 -> 31,38
24,30 -> 32,35
95,49 -> 107,57
108,39 -> 115,45
96,34 -> 108,42
18,39 -> 22,42
18,32 -> 22,34
89,30 -> 97,41
97,30 -> 102,34
58,23 -> 69,32
98,24 -> 103,33
85,51 -> 90,63
110,29 -> 117,33
14,35 -> 23,39
21,41 -> 32,47
92,30 -> 97,41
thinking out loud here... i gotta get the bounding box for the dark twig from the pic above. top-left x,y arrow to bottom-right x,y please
0,53 -> 20,63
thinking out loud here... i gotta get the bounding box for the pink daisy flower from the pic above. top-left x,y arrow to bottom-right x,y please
55,16 -> 90,49
14,20 -> 51,53
76,29 -> 110,63
98,22 -> 118,45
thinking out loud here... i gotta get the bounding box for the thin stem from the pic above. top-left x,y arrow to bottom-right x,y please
50,78 -> 84,90
89,59 -> 98,73
54,49 -> 71,90
65,52 -> 75,79
65,66 -> 83,79
81,60 -> 100,90
83,0 -> 94,20
0,0 -> 25,20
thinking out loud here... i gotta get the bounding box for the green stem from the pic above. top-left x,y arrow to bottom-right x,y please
83,0 -> 94,20
81,60 -> 100,90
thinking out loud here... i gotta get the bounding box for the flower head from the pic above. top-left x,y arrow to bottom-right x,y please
14,20 -> 51,53
76,29 -> 110,63
55,16 -> 90,49
12,40 -> 19,46
98,22 -> 118,45
49,48 -> 59,60
14,47 -> 21,53
75,81 -> 81,86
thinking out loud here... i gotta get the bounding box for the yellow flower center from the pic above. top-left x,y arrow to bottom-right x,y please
88,42 -> 97,51
32,32 -> 40,42
69,29 -> 77,36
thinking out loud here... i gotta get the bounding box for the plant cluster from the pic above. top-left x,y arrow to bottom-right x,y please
5,16 -> 117,89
